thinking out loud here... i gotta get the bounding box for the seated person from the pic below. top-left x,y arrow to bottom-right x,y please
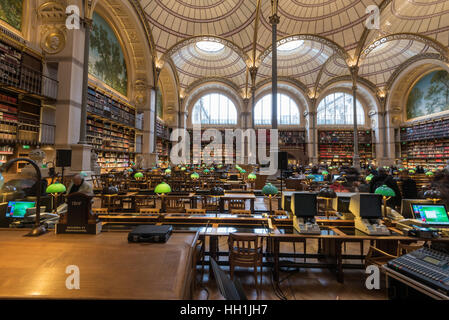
22,172 -> 48,197
67,174 -> 93,195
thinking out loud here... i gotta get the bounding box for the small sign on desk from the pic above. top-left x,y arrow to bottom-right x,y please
56,192 -> 101,234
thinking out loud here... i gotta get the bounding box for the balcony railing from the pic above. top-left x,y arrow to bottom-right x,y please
0,63 -> 58,100
40,123 -> 55,145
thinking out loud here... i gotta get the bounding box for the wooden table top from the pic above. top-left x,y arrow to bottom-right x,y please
0,229 -> 197,300
221,193 -> 256,199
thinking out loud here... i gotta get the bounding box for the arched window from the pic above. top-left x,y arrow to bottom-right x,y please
317,92 -> 365,125
192,93 -> 237,125
254,93 -> 300,125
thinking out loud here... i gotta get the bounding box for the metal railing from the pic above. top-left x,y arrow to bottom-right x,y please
0,63 -> 58,100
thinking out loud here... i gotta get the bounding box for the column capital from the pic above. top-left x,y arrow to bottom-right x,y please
269,14 -> 280,25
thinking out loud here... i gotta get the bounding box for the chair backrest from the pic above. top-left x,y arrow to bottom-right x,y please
273,210 -> 288,216
139,208 -> 160,215
228,233 -> 262,262
227,198 -> 246,210
397,242 -> 424,256
201,196 -> 219,211
186,208 -> 206,215
210,258 -> 247,300
165,196 -> 186,212
230,209 -> 252,215
92,208 -> 108,215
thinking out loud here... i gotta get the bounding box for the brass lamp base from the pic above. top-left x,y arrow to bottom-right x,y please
25,225 -> 47,237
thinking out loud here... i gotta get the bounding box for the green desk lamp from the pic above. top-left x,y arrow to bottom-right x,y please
248,173 -> 257,190
155,182 -> 172,212
375,185 -> 396,217
190,172 -> 199,180
46,182 -> 67,214
262,183 -> 278,215
134,172 -> 144,180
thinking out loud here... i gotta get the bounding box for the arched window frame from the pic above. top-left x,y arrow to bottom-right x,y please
191,93 -> 238,125
317,92 -> 365,126
254,93 -> 301,126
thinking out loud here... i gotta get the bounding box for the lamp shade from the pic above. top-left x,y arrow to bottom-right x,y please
262,183 -> 278,196
134,172 -> 144,179
248,173 -> 257,180
46,183 -> 66,194
190,172 -> 199,179
365,174 -> 374,182
375,185 -> 396,197
239,169 -> 246,174
165,168 -> 172,174
181,167 -> 186,171
127,168 -> 133,172
154,182 -> 172,194
80,171 -> 88,178
318,186 -> 337,199
409,169 -> 416,174
321,170 -> 329,176
426,171 -> 434,177
203,169 -> 210,173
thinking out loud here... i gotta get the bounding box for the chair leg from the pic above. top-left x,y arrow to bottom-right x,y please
304,240 -> 307,263
360,240 -> 364,264
230,264 -> 234,280
254,266 -> 259,297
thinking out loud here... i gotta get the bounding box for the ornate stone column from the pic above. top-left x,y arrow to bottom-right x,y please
270,0 -> 280,130
350,66 -> 360,169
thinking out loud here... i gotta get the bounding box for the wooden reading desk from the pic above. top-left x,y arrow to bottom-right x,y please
0,229 -> 198,299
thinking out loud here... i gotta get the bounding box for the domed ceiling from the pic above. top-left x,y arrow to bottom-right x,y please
138,0 -> 449,99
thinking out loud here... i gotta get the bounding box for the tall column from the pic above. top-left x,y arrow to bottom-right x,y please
249,66 -> 258,129
305,108 -> 318,165
350,67 -> 360,170
77,18 -> 92,145
269,1 -> 280,130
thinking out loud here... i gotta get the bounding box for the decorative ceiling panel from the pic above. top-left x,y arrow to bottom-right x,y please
365,0 -> 449,48
170,41 -> 247,90
359,38 -> 439,87
257,39 -> 336,88
140,0 -> 257,55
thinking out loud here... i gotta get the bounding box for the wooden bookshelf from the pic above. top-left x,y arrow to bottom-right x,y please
318,130 -> 374,165
86,85 -> 138,172
400,117 -> 449,167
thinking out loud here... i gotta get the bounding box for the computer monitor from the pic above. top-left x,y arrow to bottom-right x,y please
291,192 -> 317,218
333,195 -> 352,213
313,174 -> 324,182
411,204 -> 449,225
401,199 -> 434,219
5,201 -> 36,218
349,193 -> 382,219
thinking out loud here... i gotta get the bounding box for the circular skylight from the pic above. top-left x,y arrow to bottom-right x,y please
196,41 -> 225,53
278,40 -> 304,52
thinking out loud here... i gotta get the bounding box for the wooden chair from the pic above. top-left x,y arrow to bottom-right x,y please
165,196 -> 186,213
186,208 -> 206,215
228,233 -> 263,295
365,242 -> 424,268
230,209 -> 252,215
273,210 -> 288,216
134,195 -> 156,210
139,208 -> 160,215
92,208 -> 108,215
227,198 -> 246,211
201,196 -> 220,212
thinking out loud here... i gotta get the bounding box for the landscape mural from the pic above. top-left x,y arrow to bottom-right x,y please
407,70 -> 449,119
89,12 -> 127,96
0,0 -> 23,31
